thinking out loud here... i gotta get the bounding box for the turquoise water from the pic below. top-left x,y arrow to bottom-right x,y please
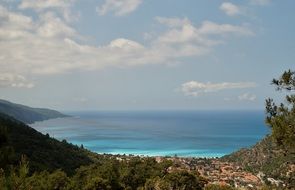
30,110 -> 269,157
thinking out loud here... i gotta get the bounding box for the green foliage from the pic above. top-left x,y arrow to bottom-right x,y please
163,170 -> 204,190
83,177 -> 112,190
144,176 -> 170,190
271,70 -> 295,91
204,184 -> 237,190
1,156 -> 29,190
70,157 -> 174,190
0,169 -> 5,188
144,170 -> 204,190
265,69 -> 295,153
258,185 -> 289,190
0,159 -> 71,190
70,158 -> 121,189
43,170 -> 70,190
0,155 -> 207,190
120,157 -> 167,189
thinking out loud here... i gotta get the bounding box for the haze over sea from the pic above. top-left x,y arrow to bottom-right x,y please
31,110 -> 268,157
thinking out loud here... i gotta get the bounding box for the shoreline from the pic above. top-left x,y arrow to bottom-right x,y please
93,151 -> 225,159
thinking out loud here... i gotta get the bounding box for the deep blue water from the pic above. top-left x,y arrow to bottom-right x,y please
30,110 -> 269,157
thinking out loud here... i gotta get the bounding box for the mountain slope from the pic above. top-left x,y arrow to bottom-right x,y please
0,99 -> 66,124
222,136 -> 295,187
0,113 -> 93,175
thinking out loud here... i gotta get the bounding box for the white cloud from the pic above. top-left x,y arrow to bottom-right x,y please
19,0 -> 73,10
238,93 -> 256,101
0,73 -> 34,88
37,12 -> 77,38
198,21 -> 254,36
154,17 -> 253,58
0,4 -> 254,88
156,17 -> 191,28
97,0 -> 142,16
108,38 -> 144,50
220,2 -> 241,16
181,81 -> 257,96
19,0 -> 78,23
250,0 -> 271,6
156,18 -> 253,45
0,5 -> 33,30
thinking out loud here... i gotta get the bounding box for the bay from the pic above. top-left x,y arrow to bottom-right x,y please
30,110 -> 269,157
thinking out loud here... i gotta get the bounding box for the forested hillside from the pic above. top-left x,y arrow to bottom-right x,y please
0,99 -> 66,124
0,113 -> 93,175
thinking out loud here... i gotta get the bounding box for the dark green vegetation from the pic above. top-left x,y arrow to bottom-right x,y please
204,184 -> 237,190
266,69 -> 295,154
223,70 -> 295,189
0,99 -> 67,124
0,113 -> 93,175
0,154 -> 207,190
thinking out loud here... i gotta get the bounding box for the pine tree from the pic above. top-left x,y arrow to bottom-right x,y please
265,69 -> 295,154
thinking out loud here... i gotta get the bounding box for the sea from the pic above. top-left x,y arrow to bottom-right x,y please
30,110 -> 269,158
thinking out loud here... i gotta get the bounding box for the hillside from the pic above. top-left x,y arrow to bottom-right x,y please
0,99 -> 67,124
0,113 -> 93,175
222,136 -> 295,187
0,113 -> 206,189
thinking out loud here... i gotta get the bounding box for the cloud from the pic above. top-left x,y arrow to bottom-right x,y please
97,0 -> 142,16
0,4 -> 254,88
156,17 -> 191,28
154,17 -> 253,58
19,0 -> 78,23
220,2 -> 241,16
19,0 -> 73,10
0,5 -> 33,30
37,12 -> 77,38
238,93 -> 256,101
250,0 -> 271,6
198,21 -> 254,36
108,38 -> 144,50
156,18 -> 253,44
181,81 -> 257,96
0,73 -> 34,88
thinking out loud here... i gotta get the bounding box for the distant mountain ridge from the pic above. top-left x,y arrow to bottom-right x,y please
0,99 -> 67,124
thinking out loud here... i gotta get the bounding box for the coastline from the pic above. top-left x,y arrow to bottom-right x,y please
92,150 -> 226,158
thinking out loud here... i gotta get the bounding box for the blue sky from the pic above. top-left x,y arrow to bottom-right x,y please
0,0 -> 294,110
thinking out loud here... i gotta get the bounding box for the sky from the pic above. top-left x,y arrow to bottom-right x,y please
0,0 -> 294,111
